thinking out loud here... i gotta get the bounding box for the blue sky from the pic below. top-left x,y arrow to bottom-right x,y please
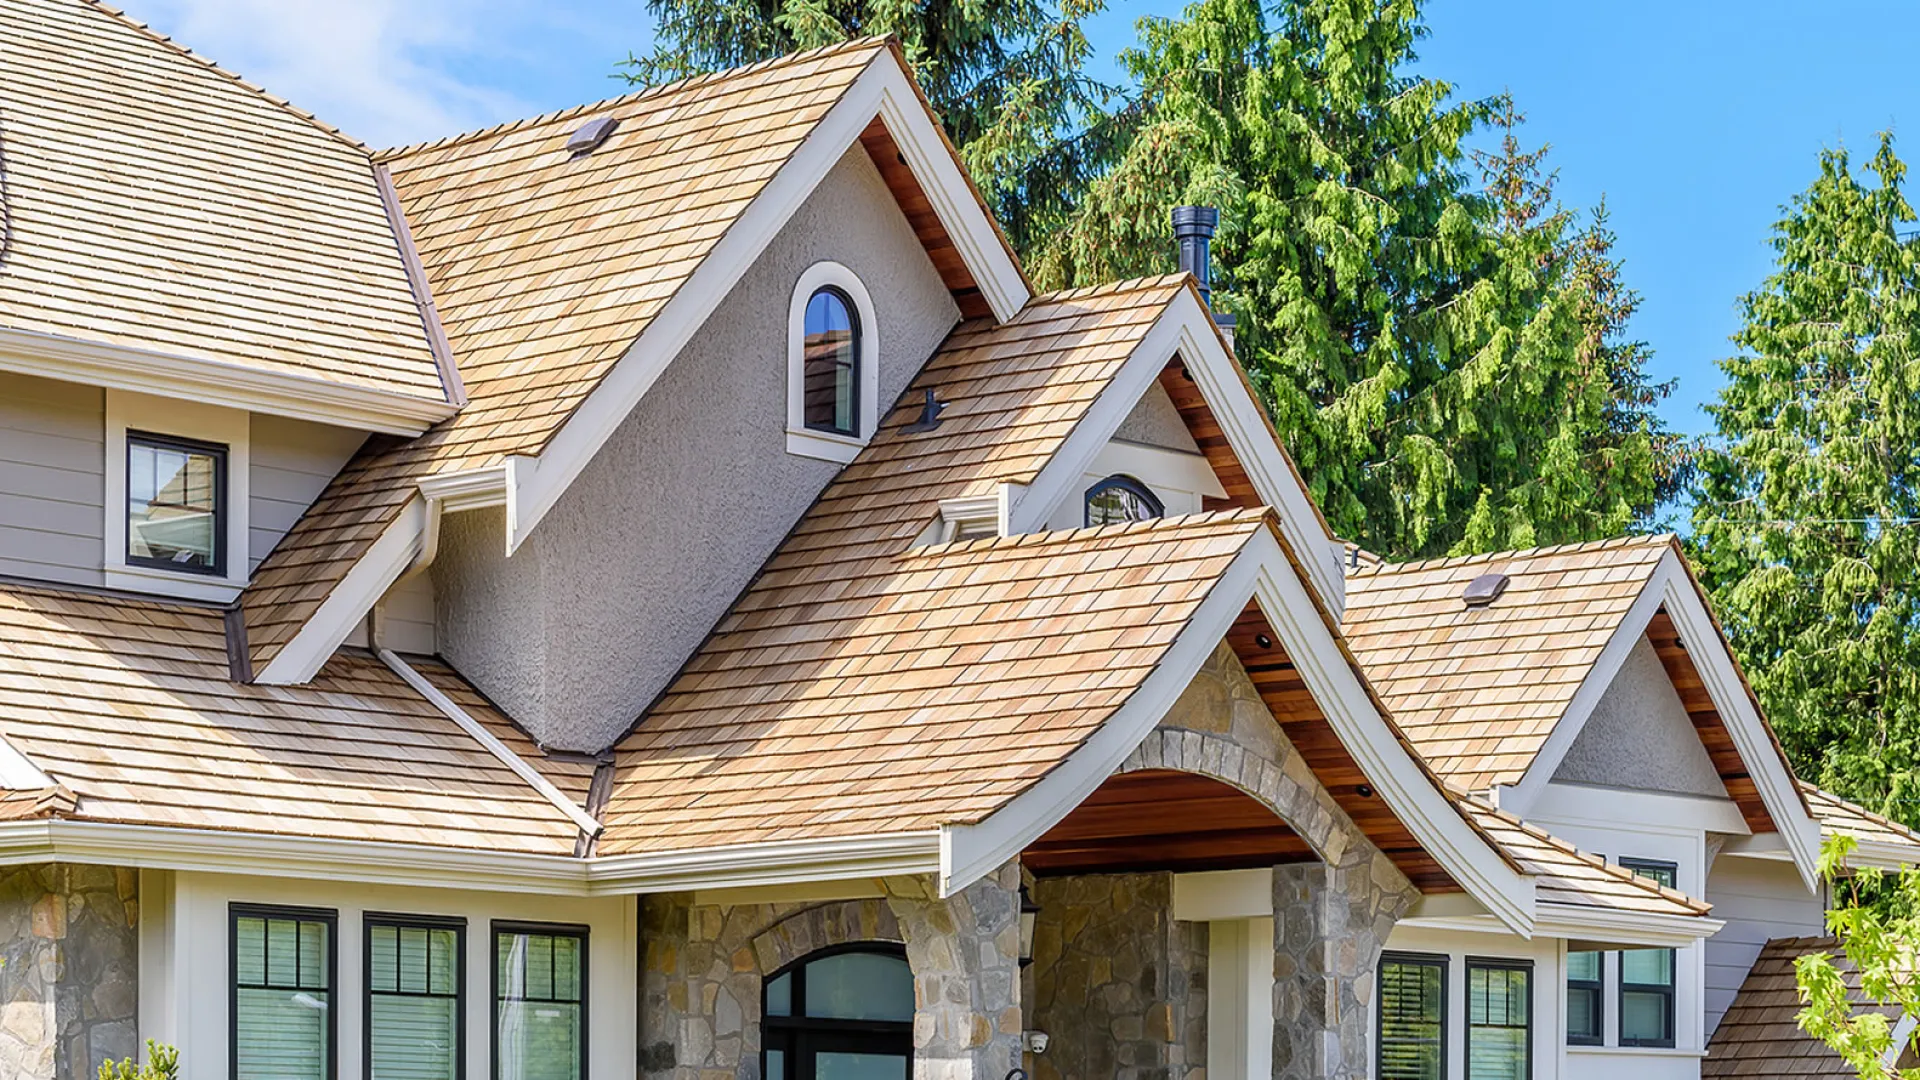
135,0 -> 1916,435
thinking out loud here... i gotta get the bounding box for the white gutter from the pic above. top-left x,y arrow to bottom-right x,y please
376,648 -> 603,838
584,832 -> 941,894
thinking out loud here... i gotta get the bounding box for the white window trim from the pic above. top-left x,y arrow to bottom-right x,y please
104,389 -> 250,603
786,261 -> 880,465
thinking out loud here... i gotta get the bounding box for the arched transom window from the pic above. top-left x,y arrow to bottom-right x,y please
1085,474 -> 1165,527
763,946 -> 912,1080
802,287 -> 861,437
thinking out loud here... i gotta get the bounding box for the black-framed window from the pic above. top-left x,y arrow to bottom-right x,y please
1564,949 -> 1602,1046
802,286 -> 861,436
1084,474 -> 1165,527
1378,952 -> 1447,1080
367,913 -> 465,1080
231,903 -> 337,1080
127,430 -> 227,575
763,945 -> 913,1080
1617,859 -> 1678,1048
1467,958 -> 1531,1079
493,921 -> 588,1080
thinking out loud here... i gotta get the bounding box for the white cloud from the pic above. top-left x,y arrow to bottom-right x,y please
129,0 -> 634,148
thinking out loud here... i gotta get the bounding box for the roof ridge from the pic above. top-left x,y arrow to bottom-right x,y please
76,0 -> 371,153
1362,531 -> 1676,576
375,36 -> 893,163
1024,273 -> 1190,307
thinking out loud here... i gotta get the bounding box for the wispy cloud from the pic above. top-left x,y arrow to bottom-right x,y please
129,0 -> 643,148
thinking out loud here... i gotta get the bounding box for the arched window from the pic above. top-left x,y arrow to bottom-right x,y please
1085,475 -> 1165,527
763,946 -> 912,1080
802,287 -> 861,437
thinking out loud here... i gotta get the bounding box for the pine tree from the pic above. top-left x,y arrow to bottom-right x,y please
1030,0 -> 1682,557
1691,134 -> 1920,819
621,0 -> 1116,255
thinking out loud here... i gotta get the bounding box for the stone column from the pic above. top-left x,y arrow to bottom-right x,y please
1272,852 -> 1417,1080
0,864 -> 139,1080
884,865 -> 1024,1080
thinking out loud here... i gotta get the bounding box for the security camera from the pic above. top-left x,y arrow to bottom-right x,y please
1024,1031 -> 1050,1055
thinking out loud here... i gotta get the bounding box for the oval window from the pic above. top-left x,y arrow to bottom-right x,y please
802,287 -> 861,437
1085,475 -> 1164,527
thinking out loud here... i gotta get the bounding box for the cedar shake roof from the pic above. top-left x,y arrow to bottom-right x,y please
0,580 -> 594,854
0,0 -> 447,400
0,784 -> 77,821
1459,797 -> 1711,917
1704,936 -> 1907,1078
236,38 -> 904,672
1803,782 -> 1920,859
1341,534 -> 1674,790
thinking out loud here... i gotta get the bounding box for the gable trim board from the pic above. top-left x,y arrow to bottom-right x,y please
1495,544 -> 1822,888
253,496 -> 428,684
1401,901 -> 1724,950
0,326 -> 454,436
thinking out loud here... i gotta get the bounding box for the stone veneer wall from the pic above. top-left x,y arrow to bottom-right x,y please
1027,872 -> 1206,1080
0,864 -> 138,1080
640,865 -> 1023,1080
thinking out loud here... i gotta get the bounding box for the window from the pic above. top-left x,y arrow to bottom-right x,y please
802,287 -> 861,437
1378,952 -> 1446,1080
1617,859 -> 1678,1048
367,914 -> 464,1080
1084,475 -> 1164,527
1564,950 -> 1602,1046
127,431 -> 226,575
493,922 -> 587,1080
232,904 -> 336,1080
1467,959 -> 1530,1079
763,946 -> 914,1080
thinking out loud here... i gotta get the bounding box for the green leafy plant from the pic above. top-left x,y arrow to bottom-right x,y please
97,1041 -> 179,1080
1797,834 -> 1920,1077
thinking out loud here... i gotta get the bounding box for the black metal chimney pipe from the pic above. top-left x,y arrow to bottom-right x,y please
1172,205 -> 1219,307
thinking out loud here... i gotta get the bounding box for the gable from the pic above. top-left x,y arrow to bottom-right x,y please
1553,635 -> 1730,800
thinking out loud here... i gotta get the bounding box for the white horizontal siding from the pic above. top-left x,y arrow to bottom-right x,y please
380,570 -> 436,656
0,372 -> 103,586
247,415 -> 365,572
1704,856 -> 1825,1036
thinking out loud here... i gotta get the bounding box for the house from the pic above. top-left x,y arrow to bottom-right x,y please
0,2 -> 1912,1079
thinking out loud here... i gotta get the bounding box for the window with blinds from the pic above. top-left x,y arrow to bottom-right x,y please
1378,952 -> 1447,1080
1618,859 -> 1678,1048
1466,959 -> 1531,1079
367,915 -> 464,1080
232,904 -> 336,1080
494,922 -> 588,1080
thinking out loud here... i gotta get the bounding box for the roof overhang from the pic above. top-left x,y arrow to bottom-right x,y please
1401,898 -> 1723,949
0,326 -> 454,435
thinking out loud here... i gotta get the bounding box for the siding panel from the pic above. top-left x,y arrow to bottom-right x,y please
1704,856 -> 1825,1037
0,372 -> 103,586
247,416 -> 365,572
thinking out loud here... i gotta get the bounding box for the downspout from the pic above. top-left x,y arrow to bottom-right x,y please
376,648 -> 603,838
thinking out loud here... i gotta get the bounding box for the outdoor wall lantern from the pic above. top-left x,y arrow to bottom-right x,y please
1017,885 -> 1040,967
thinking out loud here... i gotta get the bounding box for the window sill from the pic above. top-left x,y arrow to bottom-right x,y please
1565,1045 -> 1703,1059
786,427 -> 865,465
105,561 -> 243,603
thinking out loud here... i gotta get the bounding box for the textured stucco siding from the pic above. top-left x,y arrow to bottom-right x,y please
436,147 -> 959,751
1113,381 -> 1199,453
0,372 -> 105,588
247,415 -> 365,573
1703,856 -> 1825,1035
1554,636 -> 1729,798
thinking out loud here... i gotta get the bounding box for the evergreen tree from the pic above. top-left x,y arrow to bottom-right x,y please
621,0 -> 1115,254
1030,0 -> 1682,558
1691,135 -> 1920,819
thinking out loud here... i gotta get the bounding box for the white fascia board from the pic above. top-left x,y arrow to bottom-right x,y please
0,327 -> 453,436
1529,783 -> 1752,837
253,496 -> 427,685
1246,534 -> 1539,936
1842,838 -> 1920,872
1096,439 -> 1228,499
504,55 -> 1028,556
1496,554 -> 1675,816
584,832 -> 941,896
1402,905 -> 1721,948
417,465 -> 510,513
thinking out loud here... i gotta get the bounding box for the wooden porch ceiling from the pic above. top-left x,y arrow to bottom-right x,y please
1023,769 -> 1314,876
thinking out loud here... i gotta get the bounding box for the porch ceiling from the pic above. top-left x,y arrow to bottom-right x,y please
1022,769 -> 1313,876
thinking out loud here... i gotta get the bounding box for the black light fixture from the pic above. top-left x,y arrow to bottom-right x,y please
1017,885 -> 1040,968
1356,783 -> 1375,799
1254,633 -> 1273,649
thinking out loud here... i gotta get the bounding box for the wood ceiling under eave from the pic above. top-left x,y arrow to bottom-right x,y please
1644,609 -> 1780,836
858,119 -> 994,319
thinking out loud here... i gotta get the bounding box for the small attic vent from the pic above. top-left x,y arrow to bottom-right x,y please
566,116 -> 620,156
1462,572 -> 1510,607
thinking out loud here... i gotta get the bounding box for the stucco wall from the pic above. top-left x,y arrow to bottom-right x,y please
1553,636 -> 1729,799
436,146 -> 960,751
0,863 -> 139,1080
1113,382 -> 1200,453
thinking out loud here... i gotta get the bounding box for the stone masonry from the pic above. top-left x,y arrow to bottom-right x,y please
0,863 -> 138,1080
1028,872 -> 1206,1080
640,863 -> 1023,1080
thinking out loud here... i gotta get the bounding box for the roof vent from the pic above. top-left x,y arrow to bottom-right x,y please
901,387 -> 947,434
1462,572 -> 1510,608
565,116 -> 619,156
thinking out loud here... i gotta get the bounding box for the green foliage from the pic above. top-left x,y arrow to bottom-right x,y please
1796,835 -> 1920,1078
1028,0 -> 1685,558
621,0 -> 1119,256
97,1042 -> 179,1080
1690,134 -> 1920,819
